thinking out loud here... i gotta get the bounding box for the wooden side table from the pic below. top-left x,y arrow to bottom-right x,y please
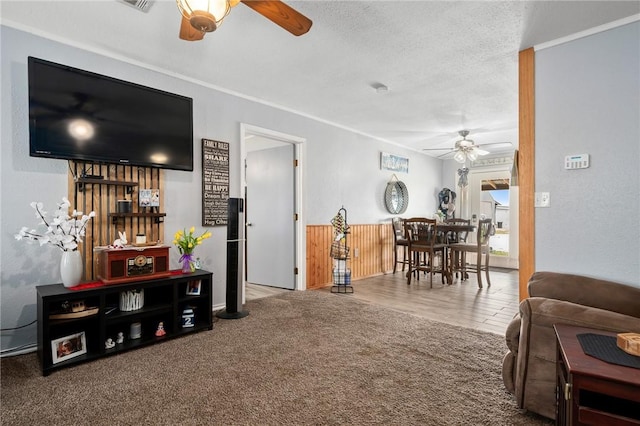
554,324 -> 640,425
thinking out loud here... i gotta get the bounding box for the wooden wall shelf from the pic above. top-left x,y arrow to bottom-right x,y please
75,178 -> 138,193
108,212 -> 166,224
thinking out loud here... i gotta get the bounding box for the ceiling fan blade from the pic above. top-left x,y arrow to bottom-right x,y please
437,152 -> 455,159
474,148 -> 490,156
476,142 -> 513,149
179,15 -> 205,41
241,0 -> 312,36
423,147 -> 454,152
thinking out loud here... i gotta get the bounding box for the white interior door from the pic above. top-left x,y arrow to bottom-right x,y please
245,143 -> 295,289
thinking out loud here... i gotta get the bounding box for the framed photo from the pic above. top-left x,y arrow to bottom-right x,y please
51,332 -> 87,364
186,280 -> 201,296
139,188 -> 160,207
381,152 -> 409,173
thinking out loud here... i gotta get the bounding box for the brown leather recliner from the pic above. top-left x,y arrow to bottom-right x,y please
502,271 -> 640,419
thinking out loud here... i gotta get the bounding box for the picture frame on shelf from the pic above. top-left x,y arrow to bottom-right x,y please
51,332 -> 87,364
139,188 -> 160,207
186,280 -> 201,296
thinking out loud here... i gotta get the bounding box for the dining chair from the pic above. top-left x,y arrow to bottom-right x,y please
443,218 -> 470,279
403,217 -> 447,287
391,217 -> 409,274
448,218 -> 493,288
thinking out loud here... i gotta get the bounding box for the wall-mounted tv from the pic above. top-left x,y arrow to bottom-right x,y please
28,56 -> 194,171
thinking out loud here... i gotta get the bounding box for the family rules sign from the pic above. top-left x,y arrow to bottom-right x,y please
202,139 -> 229,226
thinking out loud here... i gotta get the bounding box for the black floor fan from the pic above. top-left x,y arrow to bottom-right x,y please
216,198 -> 249,319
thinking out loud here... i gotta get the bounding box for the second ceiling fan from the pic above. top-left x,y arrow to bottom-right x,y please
177,0 -> 312,41
424,130 -> 512,163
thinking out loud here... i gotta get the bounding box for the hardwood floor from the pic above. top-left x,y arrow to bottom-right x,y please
246,267 -> 520,336
246,282 -> 290,300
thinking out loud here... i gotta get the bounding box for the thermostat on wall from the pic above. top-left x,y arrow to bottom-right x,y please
564,154 -> 589,170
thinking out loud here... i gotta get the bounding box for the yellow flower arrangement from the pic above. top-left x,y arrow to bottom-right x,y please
173,226 -> 211,272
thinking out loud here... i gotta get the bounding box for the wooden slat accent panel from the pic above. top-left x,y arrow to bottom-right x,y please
68,161 -> 165,281
519,48 -> 535,301
306,223 -> 395,289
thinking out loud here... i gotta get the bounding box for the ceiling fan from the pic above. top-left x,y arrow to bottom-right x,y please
177,0 -> 312,41
423,130 -> 512,163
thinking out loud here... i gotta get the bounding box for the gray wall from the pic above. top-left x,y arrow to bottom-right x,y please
1,26 -> 442,352
535,21 -> 639,285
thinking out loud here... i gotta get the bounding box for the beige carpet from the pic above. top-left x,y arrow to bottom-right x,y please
1,290 -> 551,425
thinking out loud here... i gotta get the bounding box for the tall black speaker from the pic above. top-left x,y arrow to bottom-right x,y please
216,198 -> 249,319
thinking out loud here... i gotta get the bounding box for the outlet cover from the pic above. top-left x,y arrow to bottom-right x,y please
535,192 -> 550,207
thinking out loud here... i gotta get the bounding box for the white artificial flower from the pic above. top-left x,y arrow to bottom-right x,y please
15,197 -> 96,252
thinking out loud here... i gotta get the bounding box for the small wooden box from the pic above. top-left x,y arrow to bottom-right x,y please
95,246 -> 170,284
617,333 -> 640,356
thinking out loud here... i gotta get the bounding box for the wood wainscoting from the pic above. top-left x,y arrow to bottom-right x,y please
306,223 -> 395,289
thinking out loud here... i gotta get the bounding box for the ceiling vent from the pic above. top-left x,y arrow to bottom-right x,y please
119,0 -> 154,13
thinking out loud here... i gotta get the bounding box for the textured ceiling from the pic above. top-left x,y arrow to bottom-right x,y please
2,0 -> 639,156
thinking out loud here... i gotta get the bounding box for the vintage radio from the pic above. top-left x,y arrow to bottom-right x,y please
95,246 -> 171,284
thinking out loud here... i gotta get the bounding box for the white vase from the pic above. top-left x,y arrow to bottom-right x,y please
60,251 -> 83,288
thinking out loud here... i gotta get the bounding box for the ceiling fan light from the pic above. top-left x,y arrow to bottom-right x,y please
177,0 -> 230,32
453,151 -> 467,163
467,150 -> 478,161
458,139 -> 473,149
189,10 -> 219,32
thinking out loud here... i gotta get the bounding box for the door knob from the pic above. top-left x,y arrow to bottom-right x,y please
246,222 -> 253,226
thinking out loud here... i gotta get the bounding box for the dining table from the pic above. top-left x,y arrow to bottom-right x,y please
436,222 -> 476,235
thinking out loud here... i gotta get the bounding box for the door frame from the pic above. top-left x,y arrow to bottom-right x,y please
240,123 -> 306,294
518,48 -> 535,301
461,166 -> 519,269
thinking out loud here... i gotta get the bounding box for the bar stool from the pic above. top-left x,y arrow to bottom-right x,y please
449,219 -> 493,288
392,217 -> 409,273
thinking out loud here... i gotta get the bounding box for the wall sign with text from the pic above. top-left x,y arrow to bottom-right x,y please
202,139 -> 229,226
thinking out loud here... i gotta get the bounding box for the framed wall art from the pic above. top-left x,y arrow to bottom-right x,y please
202,139 -> 229,226
381,152 -> 409,173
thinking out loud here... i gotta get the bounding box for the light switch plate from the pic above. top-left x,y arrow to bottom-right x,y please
535,192 -> 550,207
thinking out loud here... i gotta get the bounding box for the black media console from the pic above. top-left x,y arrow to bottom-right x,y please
36,270 -> 213,376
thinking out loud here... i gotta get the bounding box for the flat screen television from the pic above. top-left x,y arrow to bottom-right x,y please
28,56 -> 194,171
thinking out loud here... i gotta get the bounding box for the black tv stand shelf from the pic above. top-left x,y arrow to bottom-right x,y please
36,270 -> 213,376
75,177 -> 138,193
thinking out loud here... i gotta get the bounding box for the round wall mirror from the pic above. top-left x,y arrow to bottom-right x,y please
384,181 -> 409,214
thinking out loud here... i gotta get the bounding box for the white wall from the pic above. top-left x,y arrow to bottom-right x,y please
535,21 -> 639,285
0,26 -> 443,352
